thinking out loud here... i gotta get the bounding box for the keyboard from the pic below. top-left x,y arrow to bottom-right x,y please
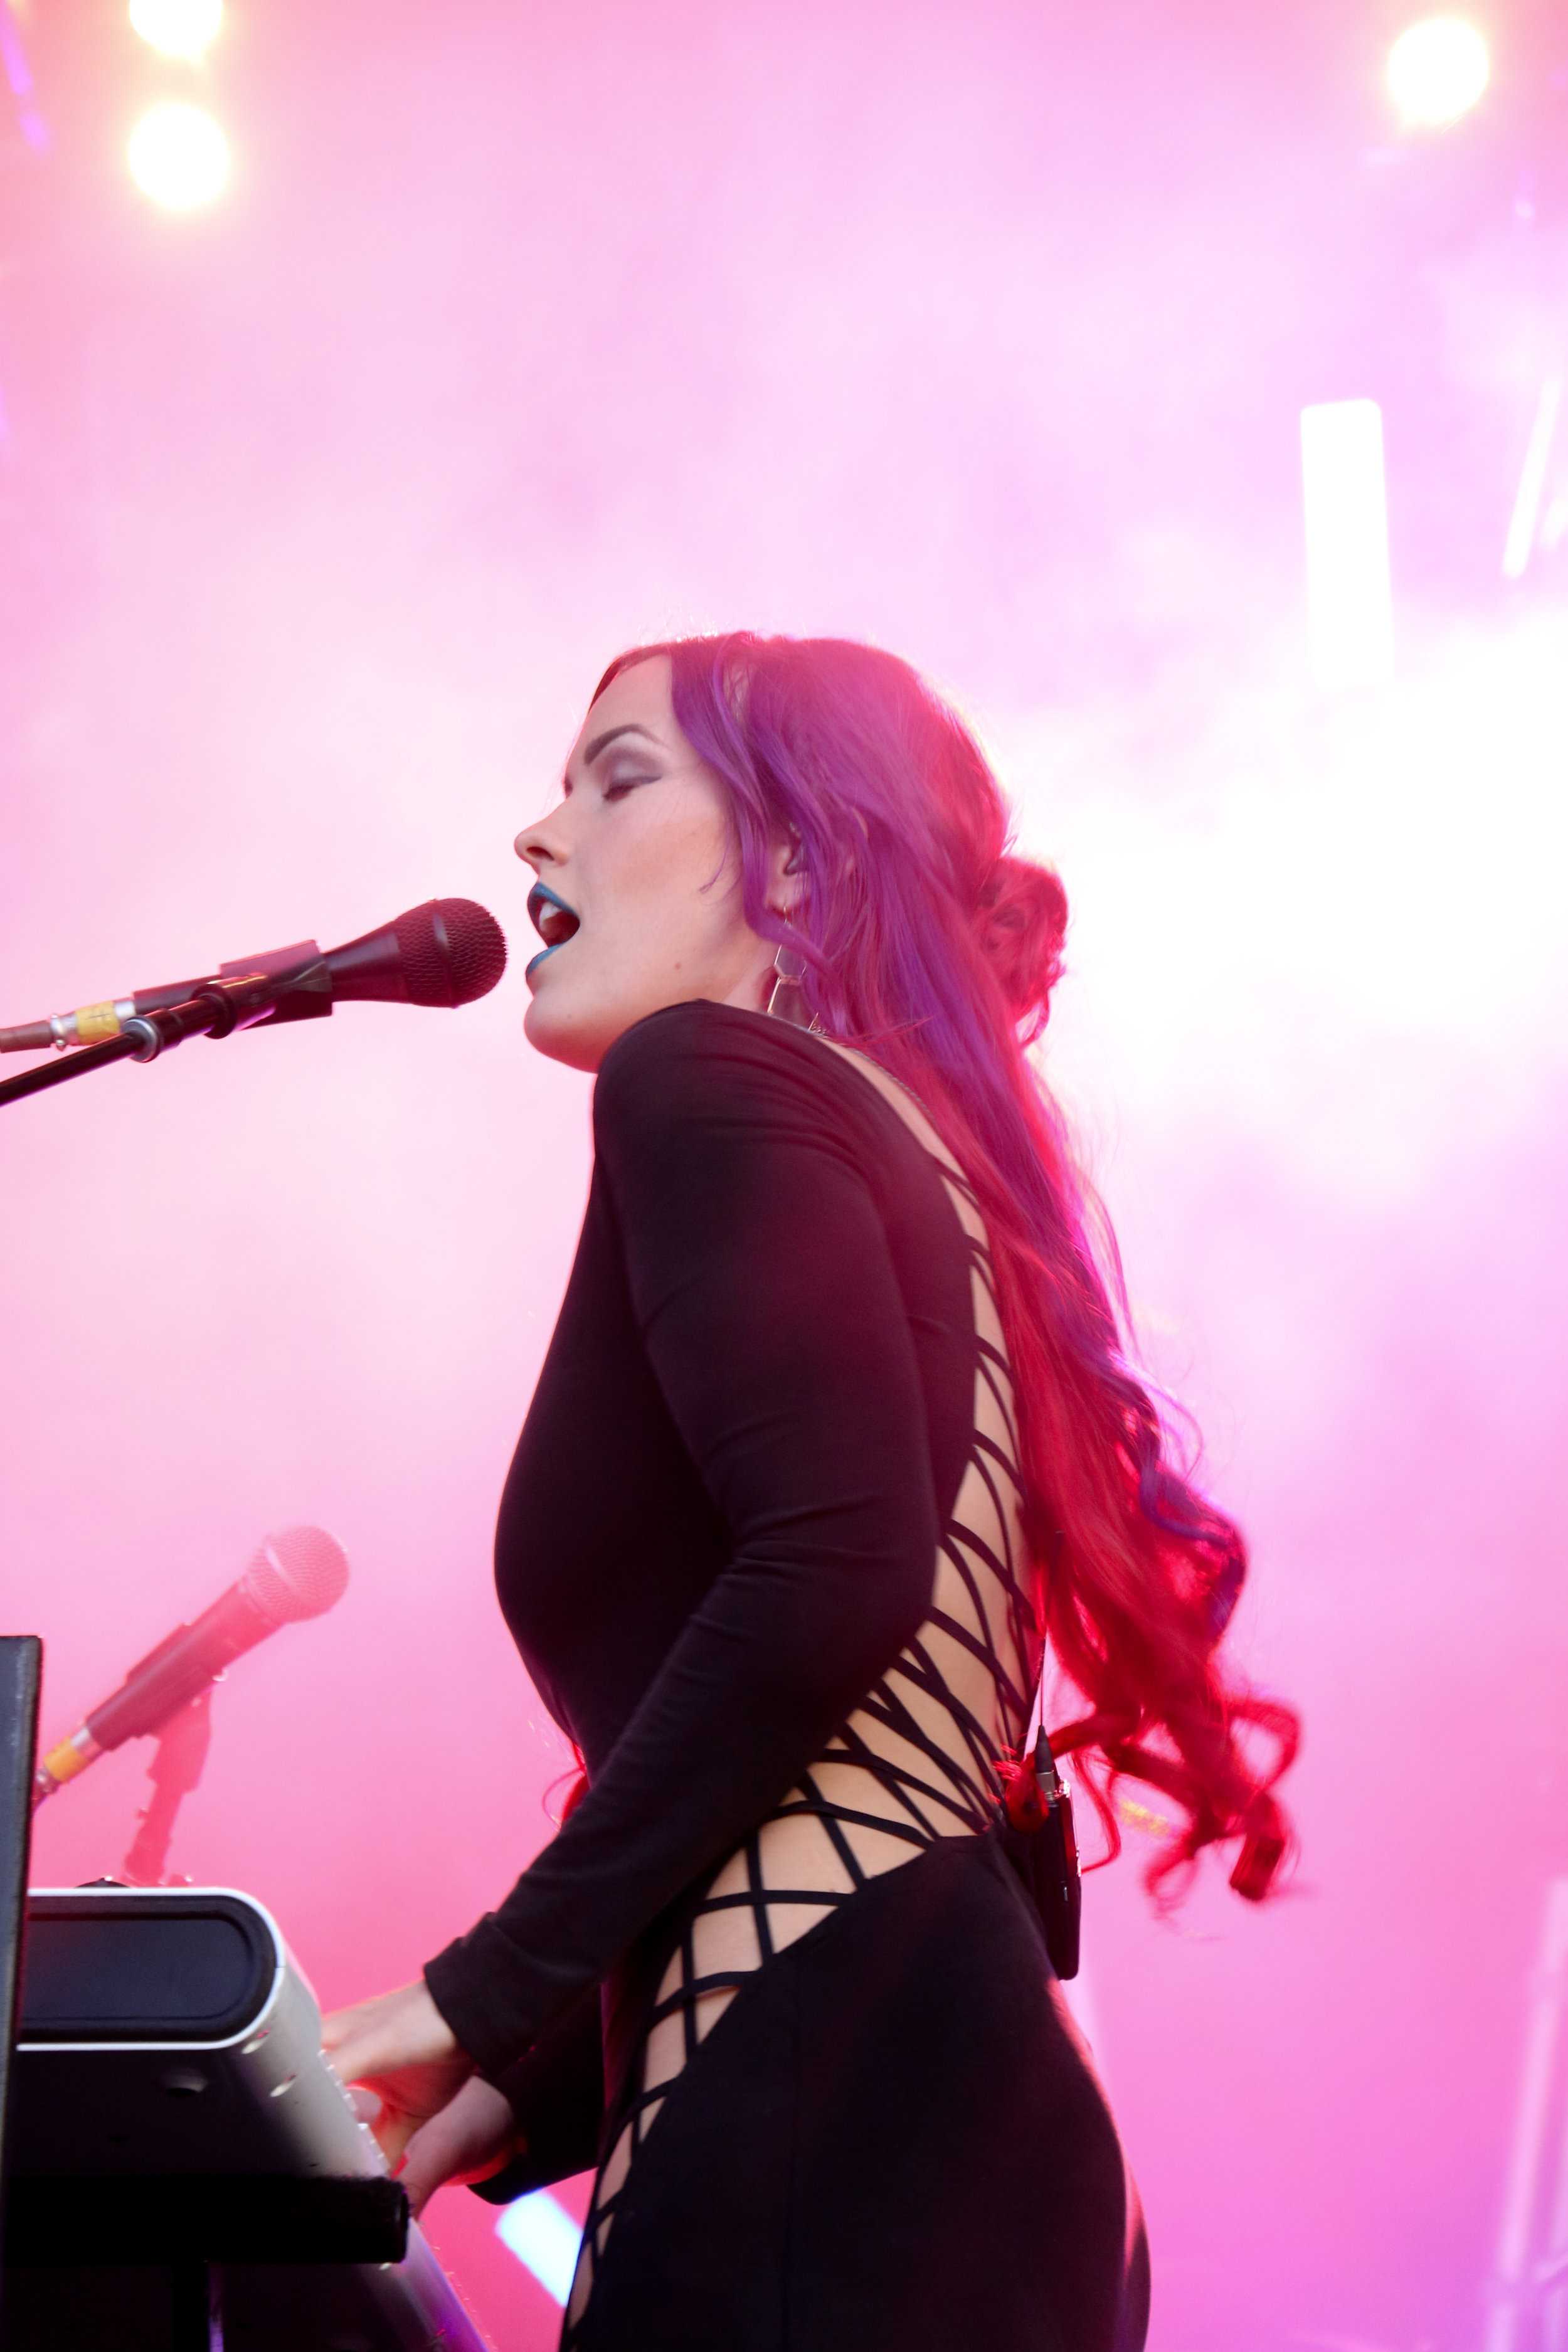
6,1884 -> 492,2350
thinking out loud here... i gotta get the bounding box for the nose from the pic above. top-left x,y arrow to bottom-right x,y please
514,801 -> 567,872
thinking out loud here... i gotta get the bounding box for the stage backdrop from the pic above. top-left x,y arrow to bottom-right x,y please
4,3 -> 1565,2344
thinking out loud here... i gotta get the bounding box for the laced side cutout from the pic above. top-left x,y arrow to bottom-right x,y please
562,1113 -> 1037,2344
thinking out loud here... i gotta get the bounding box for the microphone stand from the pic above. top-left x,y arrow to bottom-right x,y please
120,1686 -> 215,1889
0,1027 -> 159,1107
0,963 -> 331,1112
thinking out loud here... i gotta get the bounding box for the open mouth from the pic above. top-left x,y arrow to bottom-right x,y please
526,882 -> 581,967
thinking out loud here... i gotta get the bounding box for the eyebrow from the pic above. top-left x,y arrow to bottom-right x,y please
564,722 -> 661,787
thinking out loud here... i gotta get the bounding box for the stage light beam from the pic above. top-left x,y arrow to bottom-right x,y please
1502,378 -> 1562,581
496,2191 -> 581,2306
128,0 -> 223,63
1387,17 -> 1491,130
1300,399 -> 1395,692
127,101 -> 230,211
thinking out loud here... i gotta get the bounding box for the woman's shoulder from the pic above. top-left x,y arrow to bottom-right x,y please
593,1000 -> 894,1153
592,1004 -> 977,1308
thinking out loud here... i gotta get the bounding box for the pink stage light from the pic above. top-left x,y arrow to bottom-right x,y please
1299,398 -> 1394,692
128,0 -> 223,63
1386,16 -> 1491,130
126,100 -> 230,209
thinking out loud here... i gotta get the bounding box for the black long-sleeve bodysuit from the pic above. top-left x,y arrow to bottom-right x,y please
425,1001 -> 1148,2351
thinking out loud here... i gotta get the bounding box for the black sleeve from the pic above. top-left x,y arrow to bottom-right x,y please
424,1005 -> 939,2077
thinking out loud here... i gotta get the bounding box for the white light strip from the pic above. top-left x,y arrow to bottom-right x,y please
495,2189 -> 582,2307
1482,1875 -> 1568,2352
1300,398 -> 1395,692
1502,376 -> 1563,582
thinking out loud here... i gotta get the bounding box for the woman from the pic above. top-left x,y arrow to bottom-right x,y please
324,634 -> 1297,2351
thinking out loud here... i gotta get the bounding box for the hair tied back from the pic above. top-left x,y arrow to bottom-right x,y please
973,855 -> 1069,1040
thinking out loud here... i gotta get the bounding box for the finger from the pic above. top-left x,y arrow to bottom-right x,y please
371,2105 -> 418,2169
400,2128 -> 510,2219
320,2033 -> 371,2087
398,2112 -> 453,2215
398,2141 -> 443,2219
321,2025 -> 397,2089
318,2004 -> 367,2052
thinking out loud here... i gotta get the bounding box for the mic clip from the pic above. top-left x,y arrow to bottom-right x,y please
122,955 -> 334,1062
216,942 -> 334,1031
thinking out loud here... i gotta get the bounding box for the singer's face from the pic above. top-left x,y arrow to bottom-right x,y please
514,655 -> 786,1073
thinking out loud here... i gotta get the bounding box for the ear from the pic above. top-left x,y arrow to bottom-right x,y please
765,826 -> 806,918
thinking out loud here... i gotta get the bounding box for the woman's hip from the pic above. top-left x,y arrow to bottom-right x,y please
580,1831 -> 1148,2351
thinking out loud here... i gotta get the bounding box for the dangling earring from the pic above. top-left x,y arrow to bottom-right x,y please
765,921 -> 824,1034
766,832 -> 824,1032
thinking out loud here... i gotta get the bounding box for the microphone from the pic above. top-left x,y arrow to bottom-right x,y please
0,898 -> 508,1054
33,1527 -> 351,1805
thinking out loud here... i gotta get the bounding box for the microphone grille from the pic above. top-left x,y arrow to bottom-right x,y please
241,1527 -> 351,1626
393,899 -> 508,1009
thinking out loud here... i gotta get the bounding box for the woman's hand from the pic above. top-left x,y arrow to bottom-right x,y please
400,2075 -> 524,2217
320,1979 -> 475,2171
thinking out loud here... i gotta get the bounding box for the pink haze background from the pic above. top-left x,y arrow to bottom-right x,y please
3,3 -> 1566,2345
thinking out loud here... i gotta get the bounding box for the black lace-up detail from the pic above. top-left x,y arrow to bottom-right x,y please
561,1154 -> 1036,2344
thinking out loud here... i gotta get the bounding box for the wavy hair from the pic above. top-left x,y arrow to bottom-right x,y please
594,632 -> 1299,1902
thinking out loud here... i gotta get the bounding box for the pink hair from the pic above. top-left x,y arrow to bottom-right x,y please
591,633 -> 1299,1902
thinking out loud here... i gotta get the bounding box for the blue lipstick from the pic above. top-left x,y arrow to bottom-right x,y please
525,881 -> 580,980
